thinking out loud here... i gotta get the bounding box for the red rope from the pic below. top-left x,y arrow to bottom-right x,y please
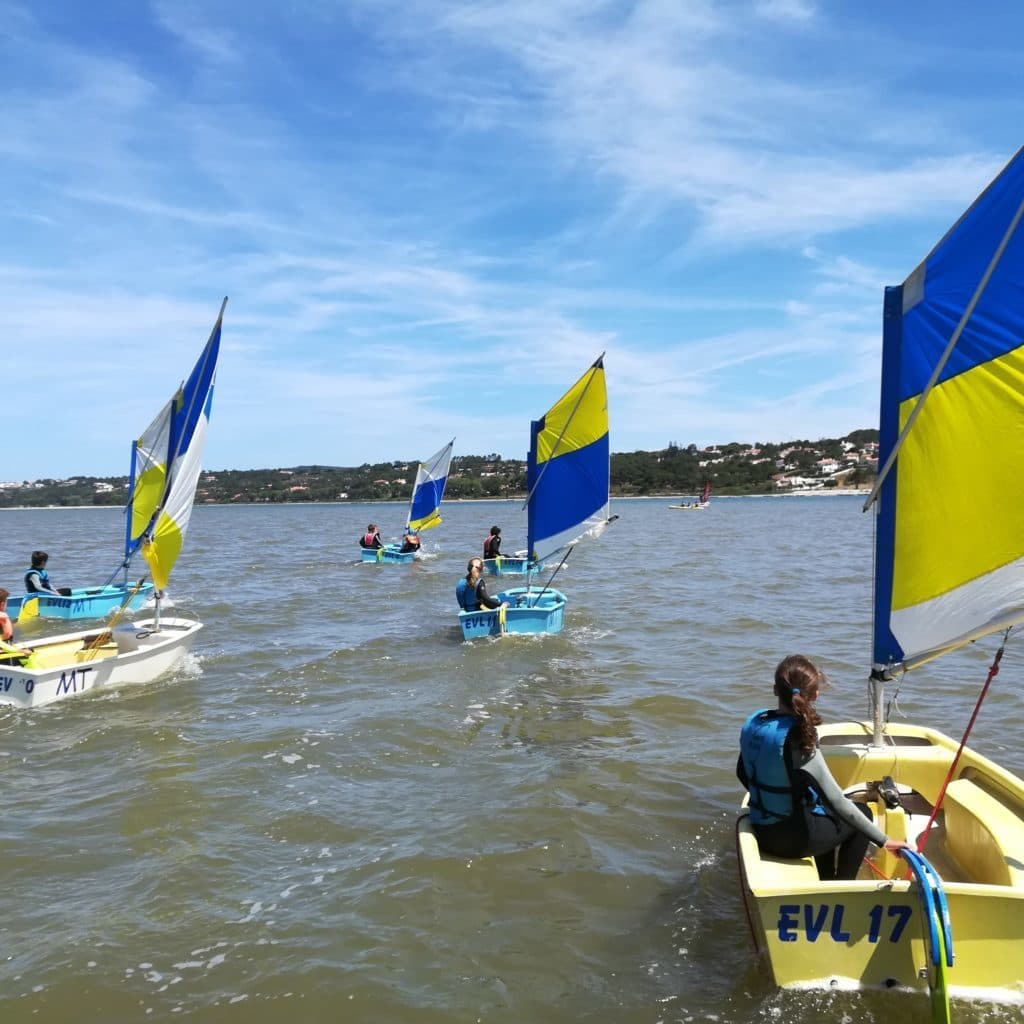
916,641 -> 1006,855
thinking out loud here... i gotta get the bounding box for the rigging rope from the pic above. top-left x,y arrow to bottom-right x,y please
916,631 -> 1009,854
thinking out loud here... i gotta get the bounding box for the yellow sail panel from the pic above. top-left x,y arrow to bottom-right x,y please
127,398 -> 174,543
142,512 -> 184,591
129,463 -> 167,541
411,510 -> 442,532
536,363 -> 607,465
892,346 -> 1024,611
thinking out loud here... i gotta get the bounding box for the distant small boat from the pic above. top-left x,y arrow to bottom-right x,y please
459,356 -> 612,639
360,440 -> 455,564
1,299 -> 225,708
669,479 -> 711,510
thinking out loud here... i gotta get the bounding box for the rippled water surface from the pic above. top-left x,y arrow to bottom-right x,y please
2,498 -> 1023,1023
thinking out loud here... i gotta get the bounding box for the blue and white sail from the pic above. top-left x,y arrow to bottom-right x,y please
125,298 -> 225,591
406,439 -> 455,532
871,147 -> 1024,673
526,355 -> 610,563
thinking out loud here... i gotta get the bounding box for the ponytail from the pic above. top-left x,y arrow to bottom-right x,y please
774,654 -> 824,756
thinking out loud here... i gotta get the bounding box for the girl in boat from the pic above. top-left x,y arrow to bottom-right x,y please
456,559 -> 507,612
737,654 -> 911,880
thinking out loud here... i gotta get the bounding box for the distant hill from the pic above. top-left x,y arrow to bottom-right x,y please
0,431 -> 879,508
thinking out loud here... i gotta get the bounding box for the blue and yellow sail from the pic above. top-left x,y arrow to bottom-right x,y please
873,148 -> 1024,671
526,355 -> 610,562
125,298 -> 225,591
406,439 -> 455,532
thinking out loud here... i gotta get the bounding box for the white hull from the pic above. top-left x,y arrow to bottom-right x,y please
0,617 -> 202,709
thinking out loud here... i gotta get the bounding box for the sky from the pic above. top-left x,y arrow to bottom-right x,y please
2,0 -> 1022,479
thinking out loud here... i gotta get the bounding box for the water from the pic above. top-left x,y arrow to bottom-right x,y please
2,498 -> 1023,1023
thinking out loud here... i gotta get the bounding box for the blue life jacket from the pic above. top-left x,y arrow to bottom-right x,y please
456,578 -> 480,611
25,567 -> 50,593
740,710 -> 825,825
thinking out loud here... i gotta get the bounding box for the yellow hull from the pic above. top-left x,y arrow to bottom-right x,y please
736,722 -> 1024,1002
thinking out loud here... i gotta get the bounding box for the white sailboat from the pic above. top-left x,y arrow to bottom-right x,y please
0,299 -> 226,709
669,479 -> 711,510
736,151 -> 1024,1009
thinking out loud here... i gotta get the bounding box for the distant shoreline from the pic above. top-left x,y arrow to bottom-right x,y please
0,487 -> 873,513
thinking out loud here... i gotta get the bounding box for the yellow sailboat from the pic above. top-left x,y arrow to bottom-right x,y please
737,149 -> 1024,1008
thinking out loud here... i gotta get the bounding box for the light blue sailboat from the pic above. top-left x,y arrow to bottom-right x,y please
360,440 -> 455,564
459,356 -> 612,639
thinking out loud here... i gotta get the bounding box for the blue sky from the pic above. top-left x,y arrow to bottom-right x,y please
3,0 -> 1022,478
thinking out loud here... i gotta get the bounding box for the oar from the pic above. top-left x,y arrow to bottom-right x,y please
16,597 -> 39,623
498,602 -> 507,634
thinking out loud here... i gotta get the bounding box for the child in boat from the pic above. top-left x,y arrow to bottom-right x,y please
24,551 -> 68,596
456,559 -> 507,612
400,529 -> 421,554
737,654 -> 911,880
359,524 -> 383,549
0,588 -> 34,665
483,526 -> 503,560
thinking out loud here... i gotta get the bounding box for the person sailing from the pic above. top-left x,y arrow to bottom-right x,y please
456,559 -> 508,613
25,550 -> 69,595
399,529 -> 421,554
0,588 -> 34,666
737,654 -> 911,880
359,524 -> 383,549
483,525 -> 503,560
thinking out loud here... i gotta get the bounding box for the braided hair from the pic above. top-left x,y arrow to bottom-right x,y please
774,654 -> 824,756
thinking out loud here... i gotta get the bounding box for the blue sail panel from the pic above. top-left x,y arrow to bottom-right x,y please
527,357 -> 610,561
407,440 -> 454,532
873,149 -> 1024,671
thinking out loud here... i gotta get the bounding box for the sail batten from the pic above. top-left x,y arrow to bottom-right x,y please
527,356 -> 610,563
873,149 -> 1024,671
406,439 -> 454,532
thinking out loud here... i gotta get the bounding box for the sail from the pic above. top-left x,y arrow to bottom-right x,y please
700,479 -> 711,504
526,355 -> 610,562
125,299 -> 225,590
406,439 -> 455,532
872,147 -> 1024,672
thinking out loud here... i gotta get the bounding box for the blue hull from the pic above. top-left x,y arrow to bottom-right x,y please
8,583 -> 155,621
458,587 -> 567,639
360,545 -> 416,564
482,557 -> 541,576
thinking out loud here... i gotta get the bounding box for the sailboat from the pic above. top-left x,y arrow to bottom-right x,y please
459,356 -> 612,639
669,479 -> 711,510
360,440 -> 454,564
736,150 -> 1024,1006
0,299 -> 225,709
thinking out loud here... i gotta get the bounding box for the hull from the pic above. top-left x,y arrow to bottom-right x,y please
8,583 -> 155,620
360,545 -> 416,564
736,722 -> 1024,1002
668,502 -> 709,510
0,617 -> 202,709
482,557 -> 540,576
458,587 -> 566,639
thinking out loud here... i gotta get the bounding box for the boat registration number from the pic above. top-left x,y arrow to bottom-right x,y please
776,903 -> 913,943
